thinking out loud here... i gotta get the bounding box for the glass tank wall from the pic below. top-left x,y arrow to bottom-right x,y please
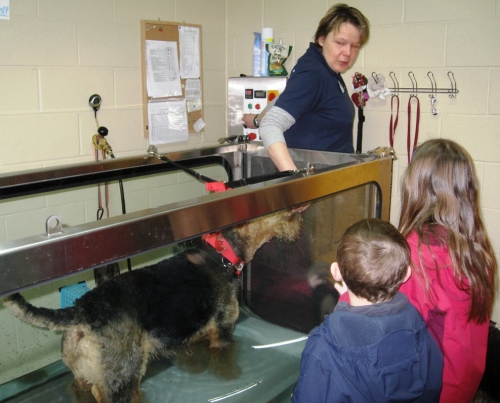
0,144 -> 393,402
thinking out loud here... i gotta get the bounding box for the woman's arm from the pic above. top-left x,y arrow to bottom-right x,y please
259,106 -> 297,171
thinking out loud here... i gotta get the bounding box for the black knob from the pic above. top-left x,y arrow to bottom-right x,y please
98,126 -> 108,136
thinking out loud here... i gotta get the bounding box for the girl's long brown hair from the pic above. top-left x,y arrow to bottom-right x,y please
398,139 -> 497,323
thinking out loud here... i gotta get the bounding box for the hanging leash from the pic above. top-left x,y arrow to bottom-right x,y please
407,95 -> 420,164
351,72 -> 369,153
94,146 -> 110,220
389,94 -> 399,148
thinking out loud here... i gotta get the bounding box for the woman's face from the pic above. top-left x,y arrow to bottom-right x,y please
318,22 -> 362,74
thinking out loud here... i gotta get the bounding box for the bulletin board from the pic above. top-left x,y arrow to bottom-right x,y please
140,20 -> 204,142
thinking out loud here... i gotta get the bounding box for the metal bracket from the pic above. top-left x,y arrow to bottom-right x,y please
45,215 -> 63,236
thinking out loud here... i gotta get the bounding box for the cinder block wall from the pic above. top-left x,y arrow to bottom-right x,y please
227,0 -> 500,319
0,0 -> 228,385
1,0 -> 499,386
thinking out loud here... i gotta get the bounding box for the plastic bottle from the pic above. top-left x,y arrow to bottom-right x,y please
253,32 -> 261,77
260,28 -> 273,77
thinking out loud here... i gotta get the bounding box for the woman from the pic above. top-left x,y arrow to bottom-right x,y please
398,139 -> 498,402
245,4 -> 370,171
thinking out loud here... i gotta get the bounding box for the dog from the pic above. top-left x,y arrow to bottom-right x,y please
3,209 -> 303,403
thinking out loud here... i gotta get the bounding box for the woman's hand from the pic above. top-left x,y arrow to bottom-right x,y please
242,114 -> 257,129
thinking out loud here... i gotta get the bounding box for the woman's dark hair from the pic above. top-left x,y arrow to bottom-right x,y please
314,3 -> 370,47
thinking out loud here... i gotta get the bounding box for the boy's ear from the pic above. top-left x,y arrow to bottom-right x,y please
402,266 -> 412,283
331,262 -> 343,282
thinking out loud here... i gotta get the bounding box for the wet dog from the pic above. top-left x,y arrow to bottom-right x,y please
3,209 -> 303,403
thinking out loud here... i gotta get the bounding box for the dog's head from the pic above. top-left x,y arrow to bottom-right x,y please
227,209 -> 303,263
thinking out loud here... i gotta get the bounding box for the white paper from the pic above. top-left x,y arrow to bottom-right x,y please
193,118 -> 206,133
179,26 -> 200,78
0,0 -> 9,20
185,78 -> 201,100
146,40 -> 182,98
148,100 -> 188,145
186,99 -> 202,113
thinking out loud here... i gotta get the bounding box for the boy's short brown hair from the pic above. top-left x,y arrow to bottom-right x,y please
337,218 -> 410,303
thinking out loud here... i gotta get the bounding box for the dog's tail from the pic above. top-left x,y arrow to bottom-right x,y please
3,293 -> 80,331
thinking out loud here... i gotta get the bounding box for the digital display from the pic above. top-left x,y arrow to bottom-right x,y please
245,89 -> 253,99
254,90 -> 267,99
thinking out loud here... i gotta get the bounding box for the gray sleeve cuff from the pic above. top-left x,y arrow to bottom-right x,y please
259,106 -> 296,150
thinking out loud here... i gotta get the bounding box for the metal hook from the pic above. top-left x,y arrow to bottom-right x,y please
447,71 -> 458,98
389,71 -> 399,96
427,71 -> 437,94
427,71 -> 438,115
371,72 -> 379,84
408,71 -> 418,97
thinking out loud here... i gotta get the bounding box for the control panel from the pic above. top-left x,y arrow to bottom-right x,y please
227,77 -> 287,141
243,88 -> 280,140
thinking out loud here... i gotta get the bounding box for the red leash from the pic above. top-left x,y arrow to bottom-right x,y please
407,95 -> 420,164
389,94 -> 399,148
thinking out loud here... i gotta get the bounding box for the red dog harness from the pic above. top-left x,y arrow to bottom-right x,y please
202,231 -> 246,276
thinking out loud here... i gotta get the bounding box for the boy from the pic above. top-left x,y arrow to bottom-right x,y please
292,218 -> 443,403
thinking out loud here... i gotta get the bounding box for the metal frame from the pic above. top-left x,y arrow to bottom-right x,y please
0,144 -> 393,297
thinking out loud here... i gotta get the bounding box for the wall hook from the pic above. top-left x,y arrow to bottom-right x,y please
389,72 -> 399,92
427,71 -> 438,115
447,71 -> 457,98
408,71 -> 418,97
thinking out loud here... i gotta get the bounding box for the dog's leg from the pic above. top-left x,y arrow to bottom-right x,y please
208,294 -> 239,348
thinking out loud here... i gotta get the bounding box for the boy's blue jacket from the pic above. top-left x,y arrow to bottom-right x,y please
292,293 -> 443,403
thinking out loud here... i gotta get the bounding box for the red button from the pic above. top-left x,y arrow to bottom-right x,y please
255,104 -> 261,110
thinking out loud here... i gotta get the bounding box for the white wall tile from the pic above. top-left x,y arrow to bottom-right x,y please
203,32 -> 226,72
264,0 -> 325,34
482,163 -> 500,209
112,0 -> 175,24
176,0 -> 226,34
365,24 -> 447,69
488,68 -> 500,114
405,0 -> 495,22
40,68 -> 115,112
78,23 -> 140,67
227,0 -> 262,36
441,114 -> 500,163
447,20 -> 500,67
10,0 -> 37,17
114,68 -> 143,108
346,0 -> 403,25
0,19 -> 78,66
203,70 -> 226,105
38,0 -> 79,21
0,114 -> 80,164
0,68 -> 39,114
482,208 -> 500,256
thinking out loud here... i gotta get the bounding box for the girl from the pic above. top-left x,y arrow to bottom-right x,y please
398,139 -> 497,402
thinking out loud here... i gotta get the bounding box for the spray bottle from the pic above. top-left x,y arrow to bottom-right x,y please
253,32 -> 261,76
260,28 -> 273,77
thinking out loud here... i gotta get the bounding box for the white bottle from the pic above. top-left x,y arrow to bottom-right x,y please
260,28 -> 273,77
253,32 -> 261,76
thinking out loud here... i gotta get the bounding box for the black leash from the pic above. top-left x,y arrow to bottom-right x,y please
147,145 -> 304,191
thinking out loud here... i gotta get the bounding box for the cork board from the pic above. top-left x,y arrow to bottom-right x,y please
140,20 -> 203,138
